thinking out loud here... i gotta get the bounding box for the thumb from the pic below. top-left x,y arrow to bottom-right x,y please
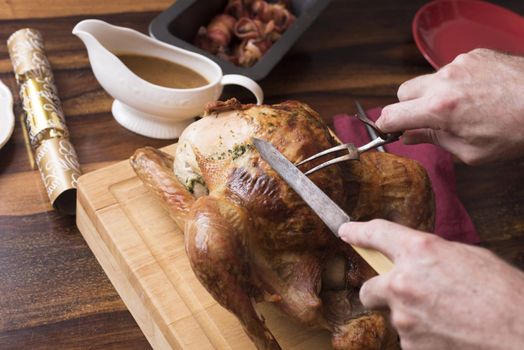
359,275 -> 390,309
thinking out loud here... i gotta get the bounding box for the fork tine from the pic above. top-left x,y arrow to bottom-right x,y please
303,153 -> 357,176
295,143 -> 354,166
298,137 -> 390,174
357,136 -> 389,153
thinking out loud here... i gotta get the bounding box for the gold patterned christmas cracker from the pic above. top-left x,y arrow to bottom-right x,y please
8,28 -> 81,215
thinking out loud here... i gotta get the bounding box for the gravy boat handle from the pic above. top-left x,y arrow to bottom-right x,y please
221,75 -> 264,105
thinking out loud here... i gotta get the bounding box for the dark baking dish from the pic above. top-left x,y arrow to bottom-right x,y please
149,0 -> 332,81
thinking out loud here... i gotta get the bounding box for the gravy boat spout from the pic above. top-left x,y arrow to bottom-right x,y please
73,19 -> 263,139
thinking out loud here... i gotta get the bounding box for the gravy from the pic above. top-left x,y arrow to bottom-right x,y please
117,54 -> 208,89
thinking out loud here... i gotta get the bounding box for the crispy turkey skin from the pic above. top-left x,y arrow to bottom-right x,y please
130,99 -> 434,350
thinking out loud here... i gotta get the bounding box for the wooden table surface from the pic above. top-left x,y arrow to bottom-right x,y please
1,0 -> 524,348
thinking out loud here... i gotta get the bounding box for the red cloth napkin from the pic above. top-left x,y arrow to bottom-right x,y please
333,107 -> 480,244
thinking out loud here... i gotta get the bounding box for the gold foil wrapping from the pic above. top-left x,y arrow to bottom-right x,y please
8,28 -> 81,215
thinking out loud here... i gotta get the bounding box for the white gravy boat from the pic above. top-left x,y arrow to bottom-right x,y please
73,19 -> 264,139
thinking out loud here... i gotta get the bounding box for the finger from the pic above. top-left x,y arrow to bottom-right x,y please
359,275 -> 390,309
403,128 -> 463,147
397,73 -> 433,101
376,99 -> 443,133
339,220 -> 416,260
402,129 -> 480,163
402,129 -> 439,145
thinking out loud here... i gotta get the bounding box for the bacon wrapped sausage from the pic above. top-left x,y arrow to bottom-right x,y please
195,0 -> 296,67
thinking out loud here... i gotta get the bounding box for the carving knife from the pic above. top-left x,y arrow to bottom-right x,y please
253,138 -> 393,275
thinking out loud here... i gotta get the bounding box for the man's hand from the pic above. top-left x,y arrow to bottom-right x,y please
376,48 -> 524,165
339,219 -> 524,350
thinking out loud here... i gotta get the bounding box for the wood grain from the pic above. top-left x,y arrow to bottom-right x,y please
0,0 -> 172,20
77,203 -> 172,350
1,0 -> 524,348
0,311 -> 151,350
0,211 -> 124,330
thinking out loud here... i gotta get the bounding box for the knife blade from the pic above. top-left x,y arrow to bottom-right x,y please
253,138 -> 393,275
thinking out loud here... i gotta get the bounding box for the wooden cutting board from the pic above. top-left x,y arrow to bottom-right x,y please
76,144 -> 333,350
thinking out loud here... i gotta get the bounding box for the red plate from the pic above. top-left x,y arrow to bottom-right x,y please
413,0 -> 524,69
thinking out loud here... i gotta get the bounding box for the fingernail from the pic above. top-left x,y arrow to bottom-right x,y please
338,222 -> 355,239
360,281 -> 369,297
375,116 -> 384,128
376,116 -> 388,132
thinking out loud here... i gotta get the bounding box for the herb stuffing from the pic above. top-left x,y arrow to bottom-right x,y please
186,175 -> 206,194
208,142 -> 255,161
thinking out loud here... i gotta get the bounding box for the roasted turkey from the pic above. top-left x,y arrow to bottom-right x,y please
130,98 -> 434,350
